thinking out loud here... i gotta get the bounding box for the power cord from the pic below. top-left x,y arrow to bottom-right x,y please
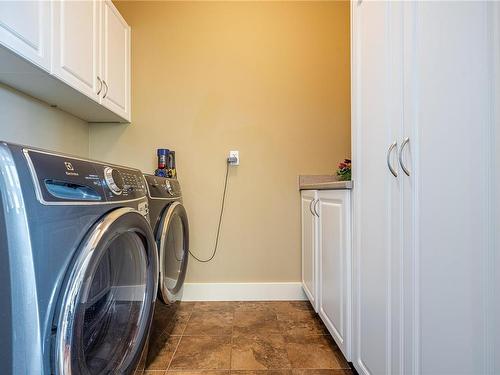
188,160 -> 230,263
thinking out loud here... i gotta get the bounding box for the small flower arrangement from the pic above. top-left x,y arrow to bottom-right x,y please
336,159 -> 351,181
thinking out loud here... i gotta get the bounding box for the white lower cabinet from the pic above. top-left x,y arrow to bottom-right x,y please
317,190 -> 351,360
301,190 -> 318,311
301,188 -> 352,360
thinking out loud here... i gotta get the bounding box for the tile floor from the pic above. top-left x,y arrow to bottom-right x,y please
145,301 -> 353,375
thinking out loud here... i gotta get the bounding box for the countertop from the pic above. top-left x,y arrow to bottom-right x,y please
298,175 -> 353,190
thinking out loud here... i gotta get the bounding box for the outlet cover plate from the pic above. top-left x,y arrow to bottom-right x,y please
229,150 -> 239,165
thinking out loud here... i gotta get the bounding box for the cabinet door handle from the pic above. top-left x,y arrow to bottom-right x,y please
387,141 -> 398,178
309,199 -> 316,216
103,80 -> 109,98
399,137 -> 411,176
314,199 -> 320,217
96,77 -> 102,95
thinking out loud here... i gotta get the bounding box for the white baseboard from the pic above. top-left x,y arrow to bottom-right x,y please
181,282 -> 307,301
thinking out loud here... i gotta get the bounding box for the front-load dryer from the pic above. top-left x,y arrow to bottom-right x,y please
142,175 -> 189,363
144,174 -> 189,304
0,142 -> 158,375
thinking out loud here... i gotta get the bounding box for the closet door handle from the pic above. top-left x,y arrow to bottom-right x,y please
314,199 -> 320,217
103,80 -> 109,99
96,77 -> 102,95
399,137 -> 411,176
309,199 -> 316,217
387,141 -> 398,178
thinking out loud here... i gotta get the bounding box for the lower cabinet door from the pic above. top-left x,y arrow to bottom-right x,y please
301,190 -> 318,311
317,190 -> 351,360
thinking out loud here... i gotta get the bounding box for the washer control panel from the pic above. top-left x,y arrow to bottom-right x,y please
96,165 -> 147,201
24,149 -> 147,204
144,174 -> 181,199
104,167 -> 124,195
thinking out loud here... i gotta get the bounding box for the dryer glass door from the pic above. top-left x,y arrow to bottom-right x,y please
55,208 -> 158,375
158,201 -> 189,303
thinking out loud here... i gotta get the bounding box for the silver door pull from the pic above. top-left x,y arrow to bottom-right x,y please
314,199 -> 320,217
309,199 -> 316,216
399,137 -> 411,176
97,77 -> 102,95
103,80 -> 109,99
387,141 -> 398,178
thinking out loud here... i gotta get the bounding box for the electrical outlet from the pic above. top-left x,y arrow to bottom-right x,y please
228,150 -> 239,166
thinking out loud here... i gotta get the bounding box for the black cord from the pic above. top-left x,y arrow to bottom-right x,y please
188,161 -> 230,263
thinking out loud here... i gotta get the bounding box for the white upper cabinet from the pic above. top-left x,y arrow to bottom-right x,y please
0,0 -> 131,123
101,0 -> 131,121
0,0 -> 51,70
52,0 -> 101,101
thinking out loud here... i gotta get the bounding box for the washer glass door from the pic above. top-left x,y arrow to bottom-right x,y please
55,208 -> 158,375
158,201 -> 189,303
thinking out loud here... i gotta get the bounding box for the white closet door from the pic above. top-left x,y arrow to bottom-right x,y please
101,0 -> 131,121
403,2 -> 497,374
301,190 -> 318,311
0,0 -> 50,70
52,0 -> 100,100
351,1 -> 403,374
494,5 -> 500,375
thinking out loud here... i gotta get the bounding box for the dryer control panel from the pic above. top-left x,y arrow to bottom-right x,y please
144,174 -> 182,199
24,149 -> 147,204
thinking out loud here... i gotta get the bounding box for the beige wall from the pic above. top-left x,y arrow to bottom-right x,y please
0,83 -> 89,157
90,1 -> 350,283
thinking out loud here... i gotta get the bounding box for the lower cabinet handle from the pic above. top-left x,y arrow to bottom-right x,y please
103,80 -> 109,99
96,77 -> 102,95
387,141 -> 398,178
399,137 -> 411,176
314,199 -> 320,217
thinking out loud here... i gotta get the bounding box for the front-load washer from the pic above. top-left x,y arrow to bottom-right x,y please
0,142 -> 158,375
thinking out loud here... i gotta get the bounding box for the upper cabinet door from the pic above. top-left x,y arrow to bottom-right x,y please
101,0 -> 131,121
52,0 -> 100,101
0,0 -> 51,71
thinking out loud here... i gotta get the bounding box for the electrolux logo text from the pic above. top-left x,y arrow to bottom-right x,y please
64,161 -> 79,176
